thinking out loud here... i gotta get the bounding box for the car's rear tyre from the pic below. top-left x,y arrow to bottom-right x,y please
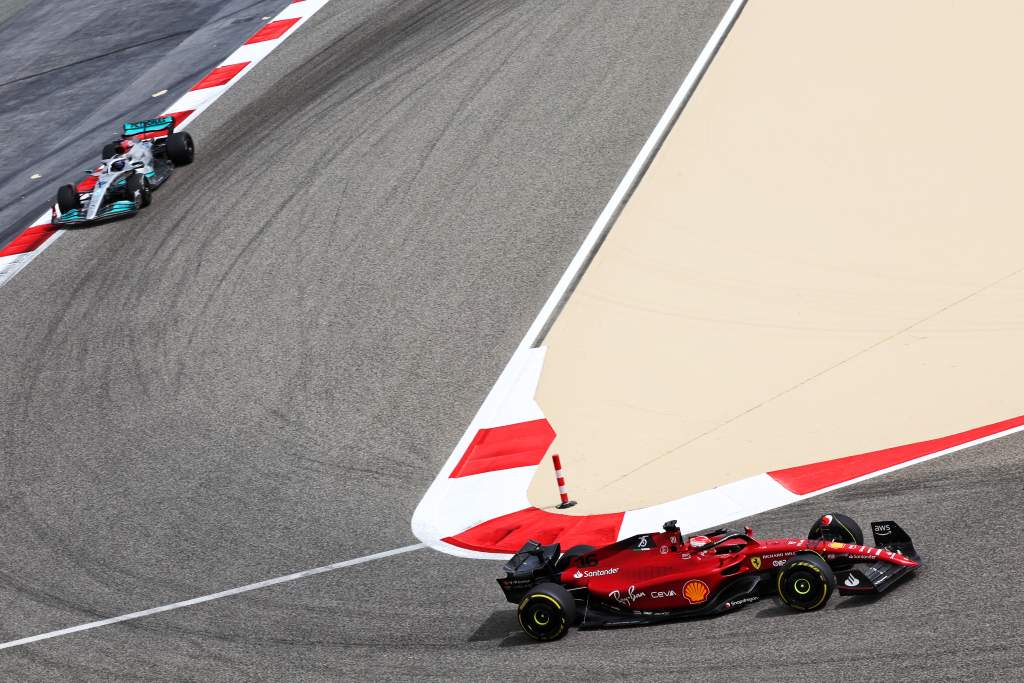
777,552 -> 835,611
165,131 -> 194,165
57,185 -> 80,213
808,512 -> 863,546
102,142 -> 120,159
517,583 -> 575,642
126,174 -> 151,207
554,545 -> 597,572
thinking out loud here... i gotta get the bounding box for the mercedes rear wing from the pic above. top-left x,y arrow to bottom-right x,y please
123,116 -> 175,139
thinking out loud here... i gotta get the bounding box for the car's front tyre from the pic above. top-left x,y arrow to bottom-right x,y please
808,512 -> 863,546
57,185 -> 80,213
126,174 -> 152,208
777,552 -> 835,611
517,583 -> 575,642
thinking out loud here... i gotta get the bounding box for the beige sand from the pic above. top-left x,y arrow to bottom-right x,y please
528,0 -> 1024,513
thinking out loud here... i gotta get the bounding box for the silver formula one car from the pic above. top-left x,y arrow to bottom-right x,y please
54,116 -> 194,226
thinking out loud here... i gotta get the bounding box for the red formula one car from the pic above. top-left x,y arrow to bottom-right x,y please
498,513 -> 921,641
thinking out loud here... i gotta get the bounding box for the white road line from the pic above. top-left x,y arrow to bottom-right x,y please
523,0 -> 746,350
0,543 -> 424,651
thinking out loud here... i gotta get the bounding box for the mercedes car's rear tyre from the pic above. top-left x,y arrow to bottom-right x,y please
777,553 -> 835,611
57,185 -> 80,213
808,512 -> 863,546
165,132 -> 194,165
126,174 -> 152,207
517,583 -> 575,641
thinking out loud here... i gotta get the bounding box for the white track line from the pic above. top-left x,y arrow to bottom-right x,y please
521,0 -> 746,351
0,543 -> 424,651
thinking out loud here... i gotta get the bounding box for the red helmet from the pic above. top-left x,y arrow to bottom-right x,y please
688,535 -> 711,548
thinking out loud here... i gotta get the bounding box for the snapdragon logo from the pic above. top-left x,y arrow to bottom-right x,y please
572,567 -> 619,579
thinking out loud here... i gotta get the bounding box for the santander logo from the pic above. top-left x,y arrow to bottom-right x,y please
573,567 -> 619,579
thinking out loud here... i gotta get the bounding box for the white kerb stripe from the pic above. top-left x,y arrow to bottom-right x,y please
0,543 -> 424,651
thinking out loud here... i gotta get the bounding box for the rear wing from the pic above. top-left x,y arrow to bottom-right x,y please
123,116 -> 175,138
497,540 -> 560,603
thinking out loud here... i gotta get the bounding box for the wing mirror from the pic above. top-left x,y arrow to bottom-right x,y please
132,161 -> 145,169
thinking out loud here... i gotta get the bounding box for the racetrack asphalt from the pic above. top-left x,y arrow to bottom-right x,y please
1,1 -> 1022,680
0,0 -> 30,29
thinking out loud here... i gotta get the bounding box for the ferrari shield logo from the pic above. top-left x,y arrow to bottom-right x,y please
750,557 -> 762,570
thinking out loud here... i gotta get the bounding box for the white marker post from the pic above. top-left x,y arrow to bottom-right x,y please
551,454 -> 577,509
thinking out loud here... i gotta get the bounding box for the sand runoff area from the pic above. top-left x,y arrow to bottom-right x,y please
527,0 -> 1024,513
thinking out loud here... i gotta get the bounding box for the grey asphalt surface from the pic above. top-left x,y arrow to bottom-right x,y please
0,0 -> 1021,680
0,0 -> 31,28
0,0 -> 292,247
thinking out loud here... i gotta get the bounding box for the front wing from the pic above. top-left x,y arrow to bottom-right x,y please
54,200 -> 139,226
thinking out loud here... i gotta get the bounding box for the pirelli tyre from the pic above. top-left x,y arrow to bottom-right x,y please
777,553 -> 835,611
165,131 -> 194,165
126,174 -> 152,207
517,583 -> 575,642
57,184 -> 80,213
808,512 -> 864,546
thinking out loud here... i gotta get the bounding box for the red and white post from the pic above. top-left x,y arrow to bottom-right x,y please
551,454 -> 577,509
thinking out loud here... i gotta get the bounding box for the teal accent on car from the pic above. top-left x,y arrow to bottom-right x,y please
100,201 -> 137,215
123,116 -> 174,137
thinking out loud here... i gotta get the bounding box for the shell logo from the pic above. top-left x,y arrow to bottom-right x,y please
828,542 -> 846,550
682,579 -> 710,604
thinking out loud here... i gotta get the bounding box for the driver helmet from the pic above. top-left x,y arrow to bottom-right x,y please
111,159 -> 126,172
688,535 -> 711,548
